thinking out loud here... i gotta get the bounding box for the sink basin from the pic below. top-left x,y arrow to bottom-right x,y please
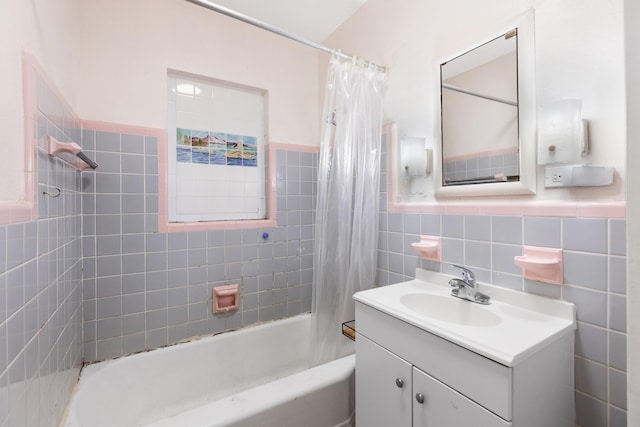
399,293 -> 501,326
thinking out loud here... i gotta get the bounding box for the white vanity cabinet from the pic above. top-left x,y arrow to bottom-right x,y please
357,335 -> 509,427
354,270 -> 576,427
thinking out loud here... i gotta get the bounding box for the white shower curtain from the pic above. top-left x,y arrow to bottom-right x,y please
310,57 -> 386,366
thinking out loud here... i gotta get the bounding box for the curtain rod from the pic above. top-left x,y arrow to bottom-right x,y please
184,0 -> 387,74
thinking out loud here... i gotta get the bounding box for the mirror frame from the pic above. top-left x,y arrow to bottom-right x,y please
434,10 -> 536,197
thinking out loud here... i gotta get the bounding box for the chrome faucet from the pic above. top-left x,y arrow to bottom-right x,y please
449,264 -> 491,305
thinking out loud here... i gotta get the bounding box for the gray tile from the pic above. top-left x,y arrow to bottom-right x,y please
123,333 -> 146,354
610,219 -> 626,256
122,234 -> 144,254
388,253 -> 404,275
575,322 -> 607,364
146,309 -> 168,330
122,293 -> 145,315
442,238 -> 463,264
96,255 -> 122,277
95,174 -> 121,194
610,256 -> 627,294
122,174 -> 144,194
97,317 -> 122,340
97,296 -> 122,319
168,232 -> 188,250
610,406 -> 627,427
96,214 -> 121,235
610,294 -> 627,332
491,244 -> 521,275
420,214 -> 441,235
563,218 -> 608,253
524,216 -> 561,248
464,215 -> 490,241
562,285 -> 607,327
610,369 -> 627,409
96,235 -> 121,256
97,275 -> 122,298
122,214 -> 144,234
95,131 -> 120,152
145,233 -> 167,252
123,273 -> 145,294
387,213 -> 403,233
491,216 -> 522,244
464,241 -> 491,269
145,136 -> 158,155
168,287 -> 188,308
121,153 -> 144,174
123,313 -> 145,335
121,134 -> 145,154
522,279 -> 559,298
147,290 -> 168,310
610,331 -> 627,371
563,251 -> 607,291
145,252 -> 166,272
123,253 -> 145,275
95,152 -> 120,174
575,357 -> 607,401
97,337 -> 122,360
442,215 -> 463,238
403,214 -> 420,234
146,328 -> 168,349
147,271 -> 168,292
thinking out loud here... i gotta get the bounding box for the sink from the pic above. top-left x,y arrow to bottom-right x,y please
400,293 -> 501,326
353,268 -> 577,366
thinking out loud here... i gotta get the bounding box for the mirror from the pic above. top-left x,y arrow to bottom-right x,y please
435,10 -> 536,197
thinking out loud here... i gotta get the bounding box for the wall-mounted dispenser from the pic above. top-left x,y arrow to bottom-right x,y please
538,99 -> 614,188
538,99 -> 588,165
400,137 -> 431,177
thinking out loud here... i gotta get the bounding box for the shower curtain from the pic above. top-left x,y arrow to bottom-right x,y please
310,56 -> 386,367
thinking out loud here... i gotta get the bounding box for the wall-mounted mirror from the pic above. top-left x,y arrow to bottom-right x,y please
435,10 -> 536,197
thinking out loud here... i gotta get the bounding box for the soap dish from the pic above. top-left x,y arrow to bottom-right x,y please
341,320 -> 356,341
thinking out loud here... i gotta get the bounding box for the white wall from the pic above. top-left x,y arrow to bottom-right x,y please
76,0 -> 319,148
0,0 -> 80,202
323,0 -> 626,202
625,0 -> 639,422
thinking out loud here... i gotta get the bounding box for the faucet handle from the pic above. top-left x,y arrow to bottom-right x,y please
450,264 -> 476,284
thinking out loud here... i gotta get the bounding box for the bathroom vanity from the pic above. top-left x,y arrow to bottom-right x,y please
354,269 -> 576,427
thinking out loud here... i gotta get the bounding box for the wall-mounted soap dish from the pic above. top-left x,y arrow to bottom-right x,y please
514,246 -> 563,285
48,136 -> 99,171
213,284 -> 239,313
410,235 -> 441,262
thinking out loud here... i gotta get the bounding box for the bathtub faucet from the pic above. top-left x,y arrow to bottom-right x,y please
449,264 -> 491,305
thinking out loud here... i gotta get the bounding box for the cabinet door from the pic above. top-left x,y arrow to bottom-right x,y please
412,367 -> 511,427
356,335 -> 412,427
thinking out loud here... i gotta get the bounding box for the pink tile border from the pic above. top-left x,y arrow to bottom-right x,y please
0,53 -> 40,224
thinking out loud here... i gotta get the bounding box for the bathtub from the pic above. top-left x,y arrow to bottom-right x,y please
63,314 -> 355,427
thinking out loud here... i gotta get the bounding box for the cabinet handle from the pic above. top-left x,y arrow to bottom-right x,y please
415,393 -> 425,404
395,378 -> 404,388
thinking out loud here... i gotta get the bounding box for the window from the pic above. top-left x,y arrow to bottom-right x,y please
167,71 -> 267,222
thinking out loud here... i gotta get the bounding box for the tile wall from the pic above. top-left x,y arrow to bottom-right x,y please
0,68 -> 84,426
81,132 -> 317,362
378,141 -> 628,427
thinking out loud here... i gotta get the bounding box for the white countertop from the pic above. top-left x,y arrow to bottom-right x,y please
353,269 -> 576,366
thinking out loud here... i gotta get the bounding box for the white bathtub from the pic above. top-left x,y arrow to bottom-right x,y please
63,314 -> 355,427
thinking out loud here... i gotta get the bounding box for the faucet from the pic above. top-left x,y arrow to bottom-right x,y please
449,264 -> 491,305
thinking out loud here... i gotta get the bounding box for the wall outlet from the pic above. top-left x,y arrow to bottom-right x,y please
544,165 -> 614,188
